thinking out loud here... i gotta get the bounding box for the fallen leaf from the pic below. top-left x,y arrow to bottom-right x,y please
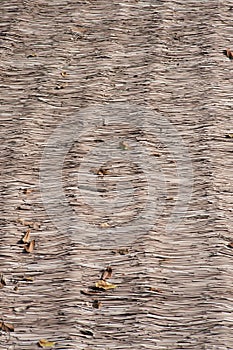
22,229 -> 31,243
61,71 -> 67,77
119,140 -> 129,150
96,167 -> 109,176
149,287 -> 163,293
0,322 -> 14,332
223,48 -> 233,59
227,242 -> 233,248
118,248 -> 129,255
0,274 -> 6,288
22,188 -> 33,195
100,266 -> 112,280
92,300 -> 102,309
22,275 -> 34,282
225,133 -> 233,138
24,240 -> 35,253
38,339 -> 56,348
99,222 -> 110,228
27,52 -> 37,58
95,280 -> 116,290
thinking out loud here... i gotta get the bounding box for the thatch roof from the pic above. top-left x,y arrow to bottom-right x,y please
1,0 -> 232,349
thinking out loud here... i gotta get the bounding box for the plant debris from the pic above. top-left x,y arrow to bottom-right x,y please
24,239 -> 35,253
100,266 -> 112,280
21,229 -> 31,243
92,300 -> 102,309
0,274 -> 6,289
0,321 -> 14,332
223,48 -> 233,59
95,280 -> 117,290
99,222 -> 110,228
38,339 -> 56,348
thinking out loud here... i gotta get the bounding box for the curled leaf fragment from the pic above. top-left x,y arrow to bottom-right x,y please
0,274 -> 6,288
0,321 -> 14,332
95,280 -> 116,290
38,339 -> 56,348
92,300 -> 102,309
24,239 -> 35,253
22,229 -> 31,243
223,48 -> 233,59
100,266 -> 112,280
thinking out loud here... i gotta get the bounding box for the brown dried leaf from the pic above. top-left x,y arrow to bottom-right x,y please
225,133 -> 233,138
100,266 -> 112,280
92,300 -> 102,309
227,242 -> 233,248
149,287 -> 163,293
22,229 -> 31,243
61,71 -> 67,77
96,167 -> 109,176
95,280 -> 116,290
22,188 -> 33,195
0,321 -> 14,332
38,339 -> 56,348
27,52 -> 37,58
223,48 -> 233,59
99,222 -> 110,228
22,275 -> 34,282
119,140 -> 129,150
24,239 -> 35,253
118,248 -> 129,255
0,274 -> 6,288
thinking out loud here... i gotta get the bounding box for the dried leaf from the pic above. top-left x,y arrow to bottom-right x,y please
227,242 -> 233,248
22,188 -> 33,195
24,239 -> 35,253
61,71 -> 67,77
0,274 -> 6,288
95,280 -> 116,290
0,322 -> 14,332
223,48 -> 233,59
119,141 -> 129,150
225,133 -> 233,138
149,287 -> 163,293
118,248 -> 129,255
38,339 -> 56,348
92,300 -> 102,309
27,52 -> 37,58
99,222 -> 110,228
22,275 -> 34,282
97,167 -> 109,176
100,266 -> 112,280
22,229 -> 31,243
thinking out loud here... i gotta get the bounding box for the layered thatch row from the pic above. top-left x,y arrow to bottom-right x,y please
0,0 -> 232,349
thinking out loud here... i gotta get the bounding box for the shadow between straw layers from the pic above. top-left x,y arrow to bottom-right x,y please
0,1 -> 232,349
